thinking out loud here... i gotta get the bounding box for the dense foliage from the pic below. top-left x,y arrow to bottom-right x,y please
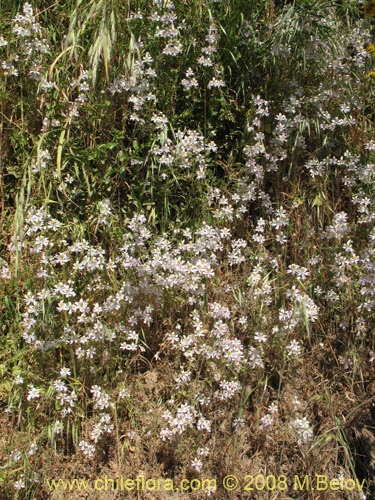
1,1 -> 375,498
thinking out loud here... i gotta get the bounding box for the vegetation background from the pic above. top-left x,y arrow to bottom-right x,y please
1,0 -> 375,498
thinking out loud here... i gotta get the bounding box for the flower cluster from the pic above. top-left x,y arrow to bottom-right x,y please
4,1 -> 375,495
1,3 -> 49,80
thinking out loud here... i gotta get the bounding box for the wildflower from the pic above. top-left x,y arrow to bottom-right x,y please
91,385 -> 112,410
90,414 -> 114,442
160,403 -> 197,439
197,56 -> 213,67
206,484 -> 217,496
2,61 -> 18,76
254,331 -> 268,343
191,458 -> 203,472
28,442 -> 38,455
98,199 -> 112,225
163,41 -> 182,56
60,367 -> 71,378
52,420 -> 64,435
14,478 -> 26,490
54,281 -> 76,298
287,264 -> 310,280
323,212 -> 349,239
78,440 -> 96,458
291,417 -> 314,445
286,340 -> 302,358
14,374 -> 24,385
181,68 -> 199,90
248,346 -> 264,369
216,380 -> 241,400
207,78 -> 225,89
0,261 -> 10,279
209,302 -> 231,319
238,316 -> 248,327
27,385 -> 41,401
151,112 -> 168,130
260,413 -> 275,429
175,368 -> 192,387
197,416 -> 211,432
197,447 -> 210,457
